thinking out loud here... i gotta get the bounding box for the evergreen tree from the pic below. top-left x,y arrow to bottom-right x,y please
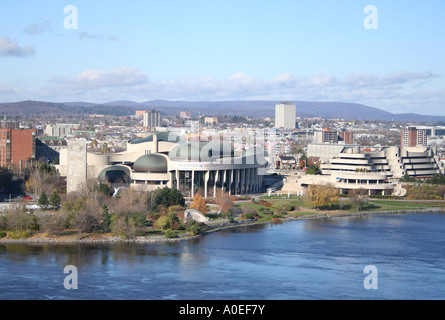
101,205 -> 112,232
38,192 -> 49,207
49,191 -> 61,209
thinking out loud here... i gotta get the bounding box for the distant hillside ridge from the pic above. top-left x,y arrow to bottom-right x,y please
1,99 -> 444,121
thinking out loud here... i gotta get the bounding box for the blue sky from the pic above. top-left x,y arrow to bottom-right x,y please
0,0 -> 444,115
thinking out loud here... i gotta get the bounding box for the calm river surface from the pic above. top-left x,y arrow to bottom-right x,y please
1,213 -> 445,300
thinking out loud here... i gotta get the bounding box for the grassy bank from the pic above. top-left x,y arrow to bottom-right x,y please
1,198 -> 444,244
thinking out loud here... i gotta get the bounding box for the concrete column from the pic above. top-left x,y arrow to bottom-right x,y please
246,168 -> 251,193
241,168 -> 245,194
253,168 -> 257,193
204,171 -> 210,198
191,170 -> 195,197
176,170 -> 180,190
234,169 -> 239,195
214,170 -> 219,198
228,170 -> 232,195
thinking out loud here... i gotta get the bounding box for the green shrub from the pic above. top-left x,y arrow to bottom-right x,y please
0,231 -> 6,238
185,220 -> 201,236
241,205 -> 256,219
7,231 -> 32,240
164,229 -> 177,238
111,214 -> 136,239
259,207 -> 273,215
271,202 -> 294,212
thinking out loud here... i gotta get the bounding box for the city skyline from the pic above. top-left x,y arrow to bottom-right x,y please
0,1 -> 444,115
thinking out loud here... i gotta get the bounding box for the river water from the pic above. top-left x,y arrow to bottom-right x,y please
1,213 -> 445,300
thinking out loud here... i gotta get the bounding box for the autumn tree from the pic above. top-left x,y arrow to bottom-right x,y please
190,193 -> 207,213
306,184 -> 339,209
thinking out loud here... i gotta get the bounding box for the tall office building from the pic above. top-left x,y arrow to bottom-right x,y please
275,102 -> 296,129
143,109 -> 162,131
401,127 -> 427,147
0,129 -> 36,170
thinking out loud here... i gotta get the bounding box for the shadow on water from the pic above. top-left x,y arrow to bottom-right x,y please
0,242 -> 193,270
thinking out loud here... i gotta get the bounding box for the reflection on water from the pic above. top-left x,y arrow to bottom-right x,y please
1,213 -> 445,300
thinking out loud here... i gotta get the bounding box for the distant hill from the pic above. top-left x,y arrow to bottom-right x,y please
1,99 -> 444,122
0,100 -> 137,117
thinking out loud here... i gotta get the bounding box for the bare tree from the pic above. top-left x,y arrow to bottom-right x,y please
37,212 -> 68,235
215,189 -> 234,214
5,205 -> 34,232
71,198 -> 102,234
349,188 -> 369,211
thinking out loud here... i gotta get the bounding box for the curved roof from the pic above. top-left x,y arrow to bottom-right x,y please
98,166 -> 131,183
133,153 -> 168,172
129,132 -> 181,145
169,141 -> 234,161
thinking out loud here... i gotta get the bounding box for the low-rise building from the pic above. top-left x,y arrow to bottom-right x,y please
298,145 -> 443,196
57,132 -> 269,198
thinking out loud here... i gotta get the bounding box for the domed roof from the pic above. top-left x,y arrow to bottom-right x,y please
242,148 -> 269,158
169,141 -> 234,161
240,148 -> 269,166
133,154 -> 168,172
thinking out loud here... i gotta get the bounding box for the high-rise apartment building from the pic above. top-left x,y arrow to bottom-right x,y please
45,124 -> 80,138
0,129 -> 36,170
401,127 -> 427,147
314,128 -> 339,144
275,102 -> 296,129
143,109 -> 162,131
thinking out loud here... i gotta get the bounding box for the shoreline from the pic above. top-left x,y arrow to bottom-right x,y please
1,207 -> 444,245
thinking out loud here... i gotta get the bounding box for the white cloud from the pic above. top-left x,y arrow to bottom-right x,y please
0,37 -> 35,57
23,20 -> 53,35
55,67 -> 148,89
